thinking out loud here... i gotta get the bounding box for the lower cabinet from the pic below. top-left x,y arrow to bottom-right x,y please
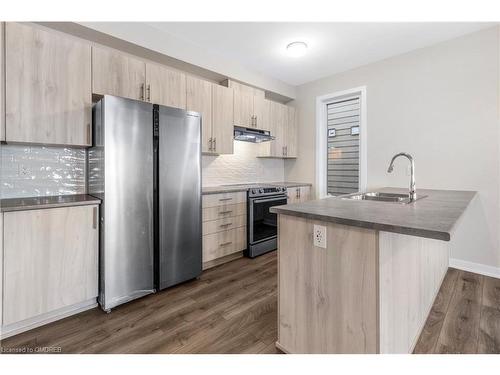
202,192 -> 247,269
287,185 -> 312,204
2,205 -> 99,327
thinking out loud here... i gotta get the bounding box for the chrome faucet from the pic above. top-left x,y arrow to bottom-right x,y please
387,152 -> 416,201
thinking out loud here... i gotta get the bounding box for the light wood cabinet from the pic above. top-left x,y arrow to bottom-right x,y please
202,192 -> 247,268
229,80 -> 266,129
2,205 -> 99,325
211,84 -> 234,154
186,75 -> 213,153
287,185 -> 311,204
146,63 -> 186,109
260,101 -> 298,159
286,106 -> 298,157
92,46 -> 145,101
5,23 -> 92,146
186,77 -> 233,154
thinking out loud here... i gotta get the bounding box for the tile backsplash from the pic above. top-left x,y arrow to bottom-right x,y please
0,140 -> 285,199
202,141 -> 284,186
1,144 -> 86,199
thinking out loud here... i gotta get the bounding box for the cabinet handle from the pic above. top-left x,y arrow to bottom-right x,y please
254,115 -> 257,128
86,123 -> 91,145
219,197 -> 233,202
140,83 -> 145,101
209,137 -> 213,151
219,241 -> 233,247
92,207 -> 98,229
219,210 -> 233,215
285,146 -> 288,157
219,222 -> 233,228
213,137 -> 216,152
147,84 -> 151,102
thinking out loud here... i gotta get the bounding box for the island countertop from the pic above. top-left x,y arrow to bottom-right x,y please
270,187 -> 476,241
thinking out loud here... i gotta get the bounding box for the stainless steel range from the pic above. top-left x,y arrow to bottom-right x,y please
246,185 -> 288,258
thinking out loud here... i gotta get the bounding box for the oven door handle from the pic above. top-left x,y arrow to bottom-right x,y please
251,197 -> 287,205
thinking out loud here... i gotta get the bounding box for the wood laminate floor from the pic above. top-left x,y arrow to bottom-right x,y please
414,268 -> 500,353
1,251 -> 499,354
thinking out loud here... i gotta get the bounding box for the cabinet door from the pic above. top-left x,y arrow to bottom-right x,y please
299,186 -> 311,202
287,188 -> 300,204
253,95 -> 267,130
233,85 -> 254,128
272,102 -> 286,157
92,46 -> 145,101
3,205 -> 99,325
186,76 -> 213,153
146,63 -> 186,109
212,84 -> 234,154
6,23 -> 92,146
286,106 -> 298,158
258,98 -> 272,131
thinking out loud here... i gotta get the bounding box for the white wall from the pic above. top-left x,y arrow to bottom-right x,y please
286,27 -> 500,270
203,141 -> 284,186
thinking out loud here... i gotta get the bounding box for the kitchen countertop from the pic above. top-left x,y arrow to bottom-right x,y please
202,182 -> 312,194
0,194 -> 101,212
270,187 -> 476,241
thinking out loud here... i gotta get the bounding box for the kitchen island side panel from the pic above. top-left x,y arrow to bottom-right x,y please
277,214 -> 379,353
378,231 -> 449,353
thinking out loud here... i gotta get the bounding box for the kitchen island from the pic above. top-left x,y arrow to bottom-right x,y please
270,187 -> 476,354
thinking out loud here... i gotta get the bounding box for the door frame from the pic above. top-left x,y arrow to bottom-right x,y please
315,86 -> 367,199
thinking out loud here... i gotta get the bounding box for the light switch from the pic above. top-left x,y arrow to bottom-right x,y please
313,224 -> 327,248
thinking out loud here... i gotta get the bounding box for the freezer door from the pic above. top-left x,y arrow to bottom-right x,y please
101,96 -> 155,310
158,106 -> 202,290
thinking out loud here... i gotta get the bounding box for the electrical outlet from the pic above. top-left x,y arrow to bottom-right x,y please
313,224 -> 327,248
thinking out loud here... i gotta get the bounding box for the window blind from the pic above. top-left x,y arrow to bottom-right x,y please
327,96 -> 360,196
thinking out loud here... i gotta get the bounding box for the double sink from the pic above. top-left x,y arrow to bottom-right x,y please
342,191 -> 427,204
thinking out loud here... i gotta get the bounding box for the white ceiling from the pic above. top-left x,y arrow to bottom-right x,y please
81,22 -> 494,89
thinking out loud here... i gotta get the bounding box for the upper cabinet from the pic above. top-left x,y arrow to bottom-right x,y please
92,46 -> 146,101
92,48 -> 187,109
186,76 -> 213,153
229,80 -> 267,129
259,101 -> 298,158
187,76 -> 234,155
5,23 -> 92,146
211,84 -> 234,155
286,106 -> 298,158
146,63 -> 186,109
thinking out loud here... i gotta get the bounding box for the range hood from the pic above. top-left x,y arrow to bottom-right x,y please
233,126 -> 275,143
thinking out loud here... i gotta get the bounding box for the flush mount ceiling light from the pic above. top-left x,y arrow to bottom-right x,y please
286,41 -> 308,57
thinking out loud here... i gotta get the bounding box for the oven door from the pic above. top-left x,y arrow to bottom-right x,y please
248,194 -> 288,244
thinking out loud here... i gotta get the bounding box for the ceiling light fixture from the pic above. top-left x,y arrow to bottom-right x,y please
286,41 -> 308,57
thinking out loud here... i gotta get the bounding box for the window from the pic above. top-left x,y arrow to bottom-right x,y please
316,87 -> 366,198
327,96 -> 360,196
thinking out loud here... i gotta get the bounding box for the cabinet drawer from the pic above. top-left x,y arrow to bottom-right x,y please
203,226 -> 247,263
202,192 -> 247,208
203,214 -> 246,236
202,202 -> 246,222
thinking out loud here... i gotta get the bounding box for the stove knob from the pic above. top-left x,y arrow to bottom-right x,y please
259,188 -> 264,193
251,189 -> 257,194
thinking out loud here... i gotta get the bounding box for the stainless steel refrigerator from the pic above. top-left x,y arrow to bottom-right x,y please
88,95 -> 202,312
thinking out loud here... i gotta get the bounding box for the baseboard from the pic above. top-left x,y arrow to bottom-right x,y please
0,298 -> 97,340
450,258 -> 500,279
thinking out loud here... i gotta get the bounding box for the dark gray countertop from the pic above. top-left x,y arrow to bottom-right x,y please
202,182 -> 312,195
1,194 -> 101,212
270,187 -> 476,241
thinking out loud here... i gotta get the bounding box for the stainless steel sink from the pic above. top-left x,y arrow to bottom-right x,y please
341,191 -> 427,204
